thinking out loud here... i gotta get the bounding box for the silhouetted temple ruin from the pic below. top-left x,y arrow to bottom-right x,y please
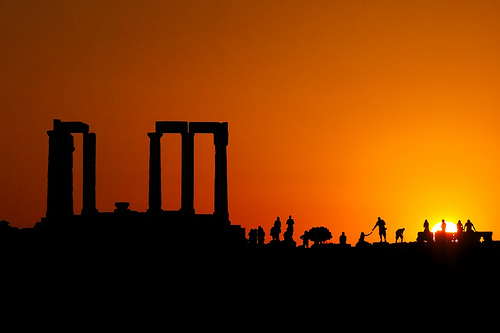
40,119 -> 244,246
147,121 -> 229,224
47,119 -> 97,218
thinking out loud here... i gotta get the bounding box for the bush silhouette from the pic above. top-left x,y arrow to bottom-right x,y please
307,227 -> 332,246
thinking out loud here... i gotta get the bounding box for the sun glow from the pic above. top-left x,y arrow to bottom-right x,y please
431,221 -> 458,233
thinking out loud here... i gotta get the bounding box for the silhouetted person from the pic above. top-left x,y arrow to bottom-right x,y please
418,219 -> 432,242
257,226 -> 265,245
372,217 -> 387,242
465,219 -> 476,233
356,232 -> 369,248
423,219 -> 430,233
248,229 -> 257,245
300,230 -> 309,248
441,219 -> 447,233
270,217 -> 281,241
456,220 -> 463,241
339,232 -> 347,245
395,228 -> 405,243
433,219 -> 448,242
283,215 -> 295,242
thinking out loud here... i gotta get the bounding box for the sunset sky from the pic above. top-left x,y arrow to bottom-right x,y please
2,0 -> 500,243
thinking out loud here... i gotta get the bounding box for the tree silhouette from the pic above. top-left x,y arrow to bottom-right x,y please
307,227 -> 332,246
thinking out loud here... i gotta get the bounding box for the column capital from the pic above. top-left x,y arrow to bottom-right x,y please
47,129 -> 72,137
148,132 -> 163,139
214,132 -> 228,147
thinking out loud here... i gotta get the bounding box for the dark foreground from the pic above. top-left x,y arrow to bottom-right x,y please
2,237 -> 499,328
3,238 -> 499,292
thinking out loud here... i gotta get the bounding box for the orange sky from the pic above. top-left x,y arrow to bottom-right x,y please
2,0 -> 500,243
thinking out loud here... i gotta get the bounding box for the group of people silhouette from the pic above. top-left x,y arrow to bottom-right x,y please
248,215 -> 487,247
419,218 -> 480,242
356,217 -> 404,247
248,215 -> 295,246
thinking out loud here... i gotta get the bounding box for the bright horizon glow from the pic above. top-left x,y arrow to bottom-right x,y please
431,221 -> 458,233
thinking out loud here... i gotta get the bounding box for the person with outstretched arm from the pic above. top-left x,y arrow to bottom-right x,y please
372,217 -> 387,243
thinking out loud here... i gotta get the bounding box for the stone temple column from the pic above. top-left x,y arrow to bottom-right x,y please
214,123 -> 229,223
47,130 -> 75,218
181,131 -> 194,217
148,132 -> 163,213
82,132 -> 97,215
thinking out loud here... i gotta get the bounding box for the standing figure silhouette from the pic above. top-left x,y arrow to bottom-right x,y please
441,219 -> 447,233
372,217 -> 387,243
423,219 -> 430,233
270,217 -> 282,241
457,220 -> 463,234
464,219 -> 476,233
283,215 -> 295,242
339,232 -> 347,245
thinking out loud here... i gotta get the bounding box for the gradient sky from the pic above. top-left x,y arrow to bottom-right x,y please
2,0 -> 500,243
